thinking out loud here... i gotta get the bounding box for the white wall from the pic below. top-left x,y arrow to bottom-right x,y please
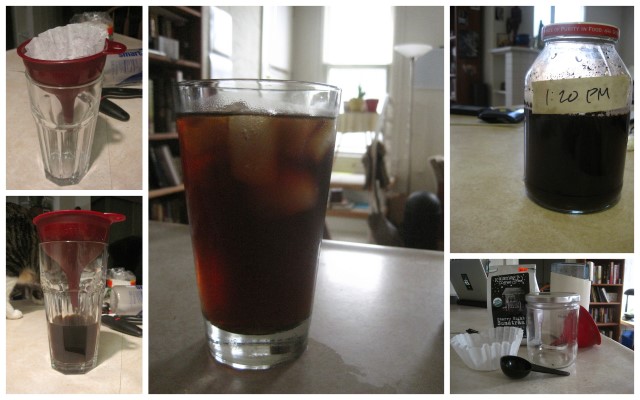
216,6 -> 263,79
585,6 -> 634,68
290,7 -> 325,83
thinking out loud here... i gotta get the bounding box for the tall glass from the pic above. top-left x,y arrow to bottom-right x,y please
175,79 -> 341,369
25,74 -> 102,185
34,209 -> 126,374
40,241 -> 108,374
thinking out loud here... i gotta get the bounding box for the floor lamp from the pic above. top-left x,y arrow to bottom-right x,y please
394,43 -> 432,193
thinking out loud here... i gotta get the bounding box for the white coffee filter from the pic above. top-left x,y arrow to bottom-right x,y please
25,22 -> 108,61
451,326 -> 523,371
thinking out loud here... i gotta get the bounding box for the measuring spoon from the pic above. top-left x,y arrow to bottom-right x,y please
500,355 -> 570,379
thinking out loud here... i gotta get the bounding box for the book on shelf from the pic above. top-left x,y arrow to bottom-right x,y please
149,79 -> 154,133
150,196 -> 188,224
588,261 -> 622,284
149,148 -> 168,189
151,74 -> 179,134
150,145 -> 182,187
590,307 -> 615,323
599,287 -> 610,303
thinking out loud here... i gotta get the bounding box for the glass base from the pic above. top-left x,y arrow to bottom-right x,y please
51,357 -> 98,375
204,318 -> 309,370
525,185 -> 620,214
45,171 -> 85,186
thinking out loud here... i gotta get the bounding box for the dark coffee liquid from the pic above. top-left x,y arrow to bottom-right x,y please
48,315 -> 100,364
524,109 -> 629,213
177,113 -> 335,335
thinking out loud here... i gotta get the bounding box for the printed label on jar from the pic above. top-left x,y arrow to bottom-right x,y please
531,75 -> 630,114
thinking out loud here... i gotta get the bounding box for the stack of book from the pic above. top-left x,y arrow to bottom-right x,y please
588,261 -> 622,284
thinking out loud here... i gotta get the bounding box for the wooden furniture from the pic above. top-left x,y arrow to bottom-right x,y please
450,6 -> 483,105
450,114 -> 633,252
450,303 -> 633,393
148,221 -> 444,393
490,46 -> 538,106
148,6 -> 203,222
586,259 -> 626,341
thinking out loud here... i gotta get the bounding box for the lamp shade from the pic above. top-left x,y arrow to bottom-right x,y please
394,43 -> 432,58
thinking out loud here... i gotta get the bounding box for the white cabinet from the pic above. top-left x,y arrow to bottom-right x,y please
490,46 -> 539,107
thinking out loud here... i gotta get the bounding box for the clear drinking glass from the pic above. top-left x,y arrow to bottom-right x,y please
174,79 -> 341,369
25,74 -> 102,185
39,241 -> 108,374
34,209 -> 125,374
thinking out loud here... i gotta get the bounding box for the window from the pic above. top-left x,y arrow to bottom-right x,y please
323,6 -> 394,157
533,6 -> 585,35
323,6 -> 394,103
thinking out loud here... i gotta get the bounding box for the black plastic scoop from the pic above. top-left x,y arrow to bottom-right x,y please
500,356 -> 570,379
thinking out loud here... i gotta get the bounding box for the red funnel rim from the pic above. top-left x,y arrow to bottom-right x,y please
33,210 -> 126,242
17,38 -> 126,65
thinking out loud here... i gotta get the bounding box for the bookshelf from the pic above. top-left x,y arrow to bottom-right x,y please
450,6 -> 483,105
148,6 -> 203,223
586,260 -> 625,342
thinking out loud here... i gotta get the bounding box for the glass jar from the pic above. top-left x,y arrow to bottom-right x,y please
526,292 -> 580,368
524,23 -> 632,213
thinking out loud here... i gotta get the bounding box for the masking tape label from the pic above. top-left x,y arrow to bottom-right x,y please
532,75 -> 630,114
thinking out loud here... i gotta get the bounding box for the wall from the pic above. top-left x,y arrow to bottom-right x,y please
390,6 -> 445,194
290,7 -> 325,83
585,6 -> 634,67
216,6 -> 263,78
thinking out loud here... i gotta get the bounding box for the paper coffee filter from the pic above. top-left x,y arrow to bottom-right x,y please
451,327 -> 523,371
25,22 -> 108,61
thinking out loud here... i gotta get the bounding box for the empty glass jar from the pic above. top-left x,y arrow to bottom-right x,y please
526,292 -> 580,368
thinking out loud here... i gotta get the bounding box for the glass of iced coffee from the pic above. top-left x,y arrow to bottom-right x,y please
174,79 -> 341,369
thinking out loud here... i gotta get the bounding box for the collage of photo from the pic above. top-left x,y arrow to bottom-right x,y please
2,3 -> 636,396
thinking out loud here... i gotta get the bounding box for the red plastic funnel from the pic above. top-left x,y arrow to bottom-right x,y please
18,38 -> 126,123
33,210 -> 126,242
578,305 -> 601,348
34,210 -> 125,310
17,38 -> 126,87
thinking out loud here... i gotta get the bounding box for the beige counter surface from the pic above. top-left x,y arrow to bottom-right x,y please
449,304 -> 634,394
148,221 -> 444,394
5,300 -> 142,394
5,33 -> 142,190
450,114 -> 633,253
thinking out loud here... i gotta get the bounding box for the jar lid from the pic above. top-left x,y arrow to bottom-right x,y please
526,292 -> 580,303
542,22 -> 619,42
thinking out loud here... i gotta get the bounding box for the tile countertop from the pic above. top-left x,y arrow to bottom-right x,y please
148,221 -> 444,394
5,33 -> 142,190
450,114 -> 633,253
5,300 -> 142,394
450,304 -> 634,394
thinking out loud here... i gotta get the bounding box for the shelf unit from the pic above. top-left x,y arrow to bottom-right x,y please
490,46 -> 538,107
148,6 -> 203,223
450,6 -> 483,105
586,259 -> 626,342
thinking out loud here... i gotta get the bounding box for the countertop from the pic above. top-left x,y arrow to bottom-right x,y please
5,300 -> 142,394
449,304 -> 634,394
450,114 -> 633,252
5,33 -> 142,190
148,221 -> 444,394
